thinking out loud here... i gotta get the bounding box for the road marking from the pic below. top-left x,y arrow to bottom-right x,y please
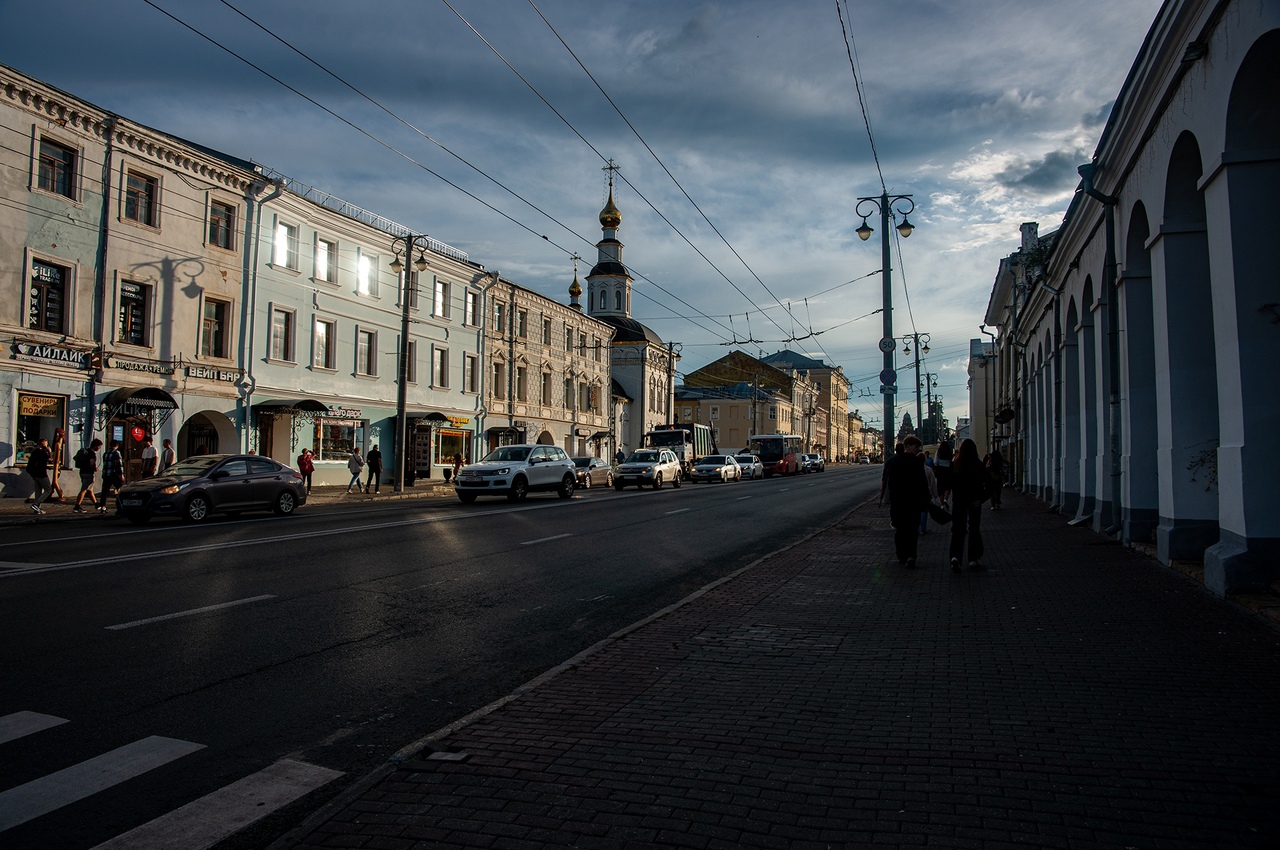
520,533 -> 572,546
665,508 -> 690,515
0,711 -> 68,745
88,758 -> 343,850
0,561 -> 48,571
736,496 -> 752,501
0,736 -> 205,832
106,595 -> 277,631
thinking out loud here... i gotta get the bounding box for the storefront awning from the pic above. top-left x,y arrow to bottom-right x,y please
486,426 -> 519,435
589,431 -> 610,441
422,412 -> 449,423
103,386 -> 178,410
253,398 -> 330,414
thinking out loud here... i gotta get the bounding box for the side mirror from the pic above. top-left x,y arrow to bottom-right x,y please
209,470 -> 230,480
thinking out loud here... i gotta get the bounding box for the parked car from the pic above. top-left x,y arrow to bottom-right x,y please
859,456 -> 871,464
614,449 -> 683,490
800,453 -> 825,473
454,444 -> 576,503
690,454 -> 742,483
733,453 -> 764,479
115,454 -> 307,524
572,456 -> 613,489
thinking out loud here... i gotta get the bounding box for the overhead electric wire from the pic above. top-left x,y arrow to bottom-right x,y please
836,0 -> 885,192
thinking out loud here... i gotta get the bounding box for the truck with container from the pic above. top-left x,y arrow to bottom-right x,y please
642,423 -> 716,480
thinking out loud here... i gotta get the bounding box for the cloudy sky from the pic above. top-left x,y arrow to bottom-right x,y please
2,0 -> 1163,430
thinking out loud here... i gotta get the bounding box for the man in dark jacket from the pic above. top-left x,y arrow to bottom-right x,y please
882,435 -> 928,566
100,440 -> 124,514
26,438 -> 53,514
365,445 -> 383,494
73,439 -> 103,513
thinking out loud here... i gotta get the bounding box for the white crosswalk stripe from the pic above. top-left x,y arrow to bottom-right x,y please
89,759 -> 343,850
0,712 -> 344,848
0,711 -> 68,744
0,736 -> 206,832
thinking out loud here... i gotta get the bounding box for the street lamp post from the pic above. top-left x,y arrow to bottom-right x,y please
856,192 -> 915,450
389,236 -> 430,493
898,332 -> 930,434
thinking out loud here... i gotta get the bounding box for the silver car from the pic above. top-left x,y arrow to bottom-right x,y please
614,449 -> 683,490
733,453 -> 764,480
454,444 -> 577,503
690,454 -> 742,483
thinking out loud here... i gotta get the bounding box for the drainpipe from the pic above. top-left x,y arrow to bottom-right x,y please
239,177 -> 284,452
87,116 -> 119,448
1078,162 -> 1122,535
475,271 -> 501,455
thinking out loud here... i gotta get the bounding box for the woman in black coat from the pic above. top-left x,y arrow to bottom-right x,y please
949,439 -> 988,571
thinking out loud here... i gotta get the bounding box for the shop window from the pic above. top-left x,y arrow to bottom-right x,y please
435,429 -> 468,466
118,281 -> 151,346
29,259 -> 69,334
15,393 -> 66,466
313,417 -> 365,461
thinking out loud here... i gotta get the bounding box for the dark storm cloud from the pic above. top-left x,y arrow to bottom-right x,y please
1084,100 -> 1115,127
995,148 -> 1089,195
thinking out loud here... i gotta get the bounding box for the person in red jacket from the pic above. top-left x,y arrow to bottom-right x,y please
297,448 -> 315,494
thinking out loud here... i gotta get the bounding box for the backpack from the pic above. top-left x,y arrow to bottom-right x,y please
74,447 -> 90,470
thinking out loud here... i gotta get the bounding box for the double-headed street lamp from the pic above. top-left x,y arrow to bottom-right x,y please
899,331 -> 930,435
389,236 -> 430,493
856,192 -> 915,448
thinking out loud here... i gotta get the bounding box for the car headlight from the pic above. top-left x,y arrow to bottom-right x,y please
160,484 -> 180,495
495,468 -> 510,476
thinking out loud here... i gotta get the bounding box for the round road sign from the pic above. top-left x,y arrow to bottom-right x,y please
878,337 -> 896,354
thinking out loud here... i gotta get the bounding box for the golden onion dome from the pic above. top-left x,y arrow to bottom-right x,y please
599,189 -> 622,229
568,271 -> 582,298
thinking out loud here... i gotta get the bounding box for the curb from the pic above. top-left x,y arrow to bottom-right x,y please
265,495 -> 877,850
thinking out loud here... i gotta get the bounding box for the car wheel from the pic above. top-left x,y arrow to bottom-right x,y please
581,474 -> 591,489
458,492 -> 478,504
653,472 -> 663,490
614,480 -> 625,491
606,471 -> 613,487
507,476 -> 529,502
126,514 -> 150,525
672,474 -> 682,489
183,493 -> 211,523
559,475 -> 576,499
273,490 -> 297,516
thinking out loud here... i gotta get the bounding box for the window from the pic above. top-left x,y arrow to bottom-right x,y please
209,201 -> 235,249
769,405 -> 778,421
615,290 -> 623,311
270,307 -> 295,362
710,405 -> 720,420
516,366 -> 528,402
313,318 -> 336,369
517,309 -> 528,338
315,237 -> 338,283
495,302 -> 507,334
29,260 -> 68,334
15,393 -> 67,467
599,291 -> 607,311
542,317 -> 552,346
593,335 -> 601,362
578,332 -> 587,355
682,406 -> 693,422
201,297 -> 230,358
274,221 -> 299,269
118,281 -> 150,346
406,340 -> 418,384
493,363 -> 506,399
465,290 -> 477,326
125,171 -> 157,225
37,139 -> 76,198
356,251 -> 376,296
565,325 -> 573,352
406,270 -> 420,310
433,278 -> 449,319
464,353 -> 478,393
433,347 -> 448,388
564,378 -> 573,410
579,382 -> 589,412
541,372 -> 552,405
356,329 -> 376,376
313,417 -> 365,461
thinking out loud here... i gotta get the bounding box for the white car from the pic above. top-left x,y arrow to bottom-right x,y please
614,449 -> 683,490
690,454 -> 742,483
454,444 -> 577,503
733,453 -> 764,480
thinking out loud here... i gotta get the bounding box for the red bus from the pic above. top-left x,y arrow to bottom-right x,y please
748,433 -> 804,477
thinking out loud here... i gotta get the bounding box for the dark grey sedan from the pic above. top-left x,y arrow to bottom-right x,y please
115,454 -> 307,524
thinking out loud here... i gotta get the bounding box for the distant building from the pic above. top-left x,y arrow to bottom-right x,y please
759,350 -> 850,460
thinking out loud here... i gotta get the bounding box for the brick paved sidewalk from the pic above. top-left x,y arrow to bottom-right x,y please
279,491 -> 1280,849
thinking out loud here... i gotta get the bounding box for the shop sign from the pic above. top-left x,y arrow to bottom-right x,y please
19,394 -> 62,417
186,365 -> 242,383
12,342 -> 88,369
447,416 -> 471,427
330,407 -> 362,419
107,355 -> 175,376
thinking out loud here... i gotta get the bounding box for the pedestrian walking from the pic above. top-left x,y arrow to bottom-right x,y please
987,448 -> 1005,510
100,440 -> 124,513
452,453 -> 464,480
49,428 -> 67,502
297,448 -> 315,494
159,438 -> 176,473
346,449 -> 365,493
25,438 -> 54,514
72,439 -> 103,512
934,441 -> 954,508
881,435 -> 929,566
950,438 -> 990,571
615,448 -> 626,465
365,445 -> 383,494
139,436 -> 158,478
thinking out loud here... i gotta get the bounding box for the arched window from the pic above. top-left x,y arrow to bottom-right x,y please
615,290 -> 622,310
599,291 -> 607,310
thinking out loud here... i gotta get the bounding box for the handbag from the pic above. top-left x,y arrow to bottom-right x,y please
927,500 -> 952,525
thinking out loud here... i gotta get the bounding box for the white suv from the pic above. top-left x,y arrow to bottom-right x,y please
614,449 -> 683,490
454,444 -> 577,503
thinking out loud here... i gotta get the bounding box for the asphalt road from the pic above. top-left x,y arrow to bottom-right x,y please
0,465 -> 882,849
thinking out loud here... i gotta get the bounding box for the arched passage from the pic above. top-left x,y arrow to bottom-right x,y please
1078,276 -> 1099,520
176,410 -> 237,460
1153,131 -> 1219,563
1062,297 -> 1081,514
1122,201 -> 1158,543
1205,30 -> 1280,592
